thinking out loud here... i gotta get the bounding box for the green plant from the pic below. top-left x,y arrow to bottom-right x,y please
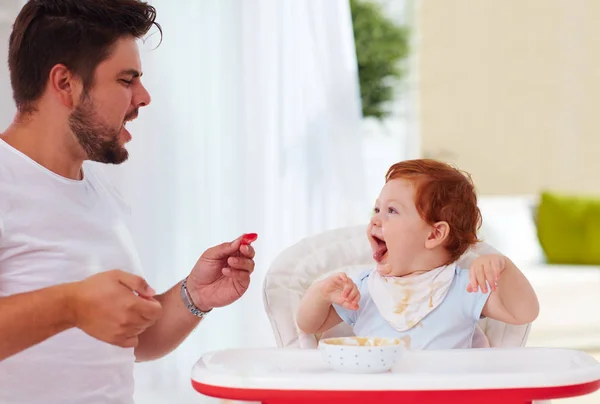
350,0 -> 410,119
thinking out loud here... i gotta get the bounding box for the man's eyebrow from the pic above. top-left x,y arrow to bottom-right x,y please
118,69 -> 142,78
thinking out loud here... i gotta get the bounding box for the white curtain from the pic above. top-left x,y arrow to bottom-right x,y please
102,1 -> 368,402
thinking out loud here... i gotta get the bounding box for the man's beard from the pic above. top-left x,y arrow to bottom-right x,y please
68,95 -> 130,164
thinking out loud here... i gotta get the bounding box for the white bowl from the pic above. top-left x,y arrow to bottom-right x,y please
318,336 -> 404,374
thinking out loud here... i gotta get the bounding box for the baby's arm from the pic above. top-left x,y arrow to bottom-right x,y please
468,253 -> 539,325
297,273 -> 360,334
296,286 -> 343,334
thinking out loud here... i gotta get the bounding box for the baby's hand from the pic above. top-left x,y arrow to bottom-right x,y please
467,254 -> 507,294
320,273 -> 360,310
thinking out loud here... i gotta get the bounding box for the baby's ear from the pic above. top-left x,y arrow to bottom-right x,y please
425,221 -> 450,249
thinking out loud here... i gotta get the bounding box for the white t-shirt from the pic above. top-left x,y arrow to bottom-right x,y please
0,139 -> 144,404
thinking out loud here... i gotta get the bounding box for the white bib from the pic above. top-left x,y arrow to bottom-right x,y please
368,263 -> 457,331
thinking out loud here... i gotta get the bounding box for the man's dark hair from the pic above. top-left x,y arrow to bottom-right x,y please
8,0 -> 161,114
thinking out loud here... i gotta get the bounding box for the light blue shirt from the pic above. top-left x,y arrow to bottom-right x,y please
333,266 -> 490,350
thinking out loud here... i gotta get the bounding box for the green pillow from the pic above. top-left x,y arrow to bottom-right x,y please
536,191 -> 600,265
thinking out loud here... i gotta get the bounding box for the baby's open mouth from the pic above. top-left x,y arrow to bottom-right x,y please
372,235 -> 388,262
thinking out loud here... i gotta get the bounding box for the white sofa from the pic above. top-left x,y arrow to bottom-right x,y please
477,195 -> 600,350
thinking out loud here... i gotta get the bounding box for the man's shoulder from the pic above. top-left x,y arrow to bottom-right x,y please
0,143 -> 22,218
0,140 -> 21,184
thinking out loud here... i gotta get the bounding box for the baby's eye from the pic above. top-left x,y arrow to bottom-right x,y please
388,207 -> 398,214
373,207 -> 380,215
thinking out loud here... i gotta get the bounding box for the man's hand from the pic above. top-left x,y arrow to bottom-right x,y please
467,254 -> 507,294
185,233 -> 257,312
320,273 -> 360,310
67,270 -> 162,348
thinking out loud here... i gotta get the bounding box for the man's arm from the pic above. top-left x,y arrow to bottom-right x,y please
134,234 -> 259,362
0,284 -> 75,361
134,281 -> 203,362
0,270 -> 162,361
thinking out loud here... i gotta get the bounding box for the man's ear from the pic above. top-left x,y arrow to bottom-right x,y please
48,64 -> 83,109
425,221 -> 450,249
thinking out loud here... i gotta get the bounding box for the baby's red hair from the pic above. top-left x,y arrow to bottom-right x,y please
385,159 -> 481,262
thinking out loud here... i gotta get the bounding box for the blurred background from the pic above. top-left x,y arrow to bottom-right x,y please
1,0 -> 599,403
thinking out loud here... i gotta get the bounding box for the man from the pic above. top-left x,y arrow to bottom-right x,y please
0,1 -> 257,403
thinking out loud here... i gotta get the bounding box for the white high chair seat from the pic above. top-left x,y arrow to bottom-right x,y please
263,225 -> 531,349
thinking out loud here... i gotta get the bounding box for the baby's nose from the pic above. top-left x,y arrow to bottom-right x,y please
370,213 -> 382,227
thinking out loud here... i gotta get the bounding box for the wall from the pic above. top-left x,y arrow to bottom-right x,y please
0,3 -> 20,129
417,0 -> 600,195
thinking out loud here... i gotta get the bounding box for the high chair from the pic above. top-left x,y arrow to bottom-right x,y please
259,225 -> 559,403
263,224 -> 531,350
192,229 -> 594,403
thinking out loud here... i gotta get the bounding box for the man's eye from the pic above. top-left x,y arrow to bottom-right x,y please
120,79 -> 132,86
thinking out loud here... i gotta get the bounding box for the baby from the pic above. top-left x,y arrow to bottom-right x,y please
297,159 -> 539,349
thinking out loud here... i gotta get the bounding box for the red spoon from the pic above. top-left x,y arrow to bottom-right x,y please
241,233 -> 258,245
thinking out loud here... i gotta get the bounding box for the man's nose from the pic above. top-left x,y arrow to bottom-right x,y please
134,83 -> 152,108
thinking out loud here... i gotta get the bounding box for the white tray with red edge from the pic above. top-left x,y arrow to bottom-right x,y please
191,347 -> 600,399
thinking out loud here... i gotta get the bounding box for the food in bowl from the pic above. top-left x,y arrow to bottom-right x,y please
318,336 -> 404,373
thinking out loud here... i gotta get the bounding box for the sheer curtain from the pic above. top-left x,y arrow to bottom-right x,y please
102,1 -> 368,401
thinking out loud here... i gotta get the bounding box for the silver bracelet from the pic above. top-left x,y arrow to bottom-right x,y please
180,277 -> 212,318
